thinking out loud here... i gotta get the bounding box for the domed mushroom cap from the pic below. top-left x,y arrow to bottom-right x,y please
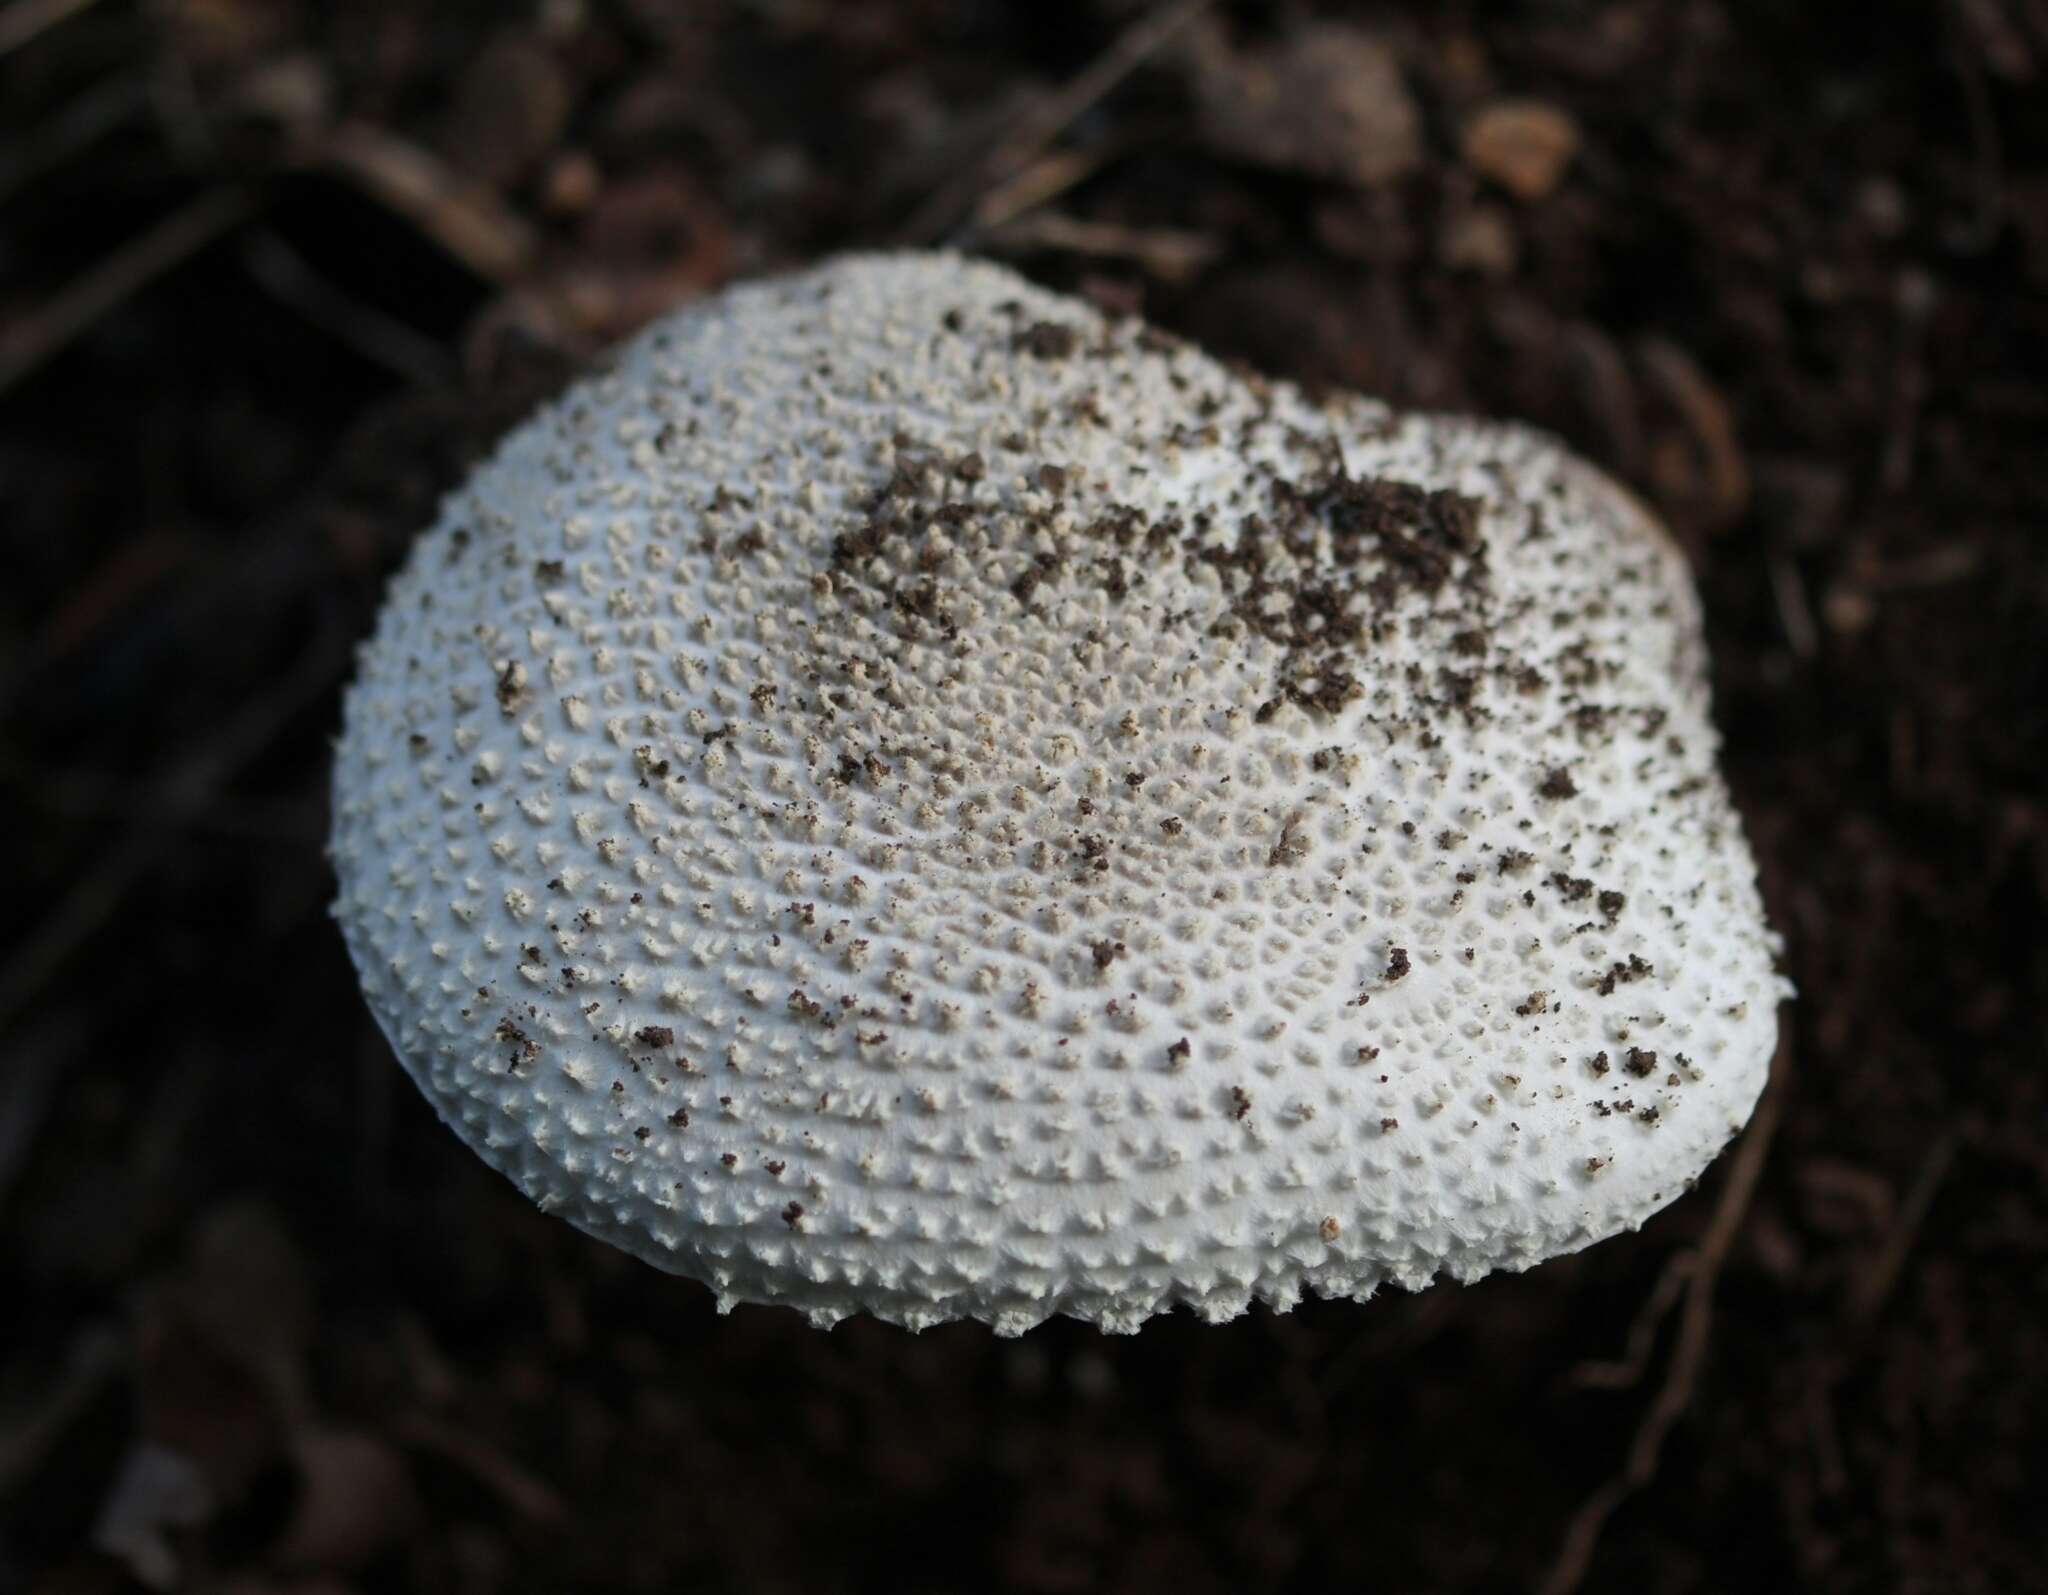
331,252 -> 1784,1335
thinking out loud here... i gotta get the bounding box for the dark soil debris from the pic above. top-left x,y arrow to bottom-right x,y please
0,5 -> 2039,1595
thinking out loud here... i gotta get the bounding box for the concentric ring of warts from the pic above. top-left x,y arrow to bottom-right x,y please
331,252 -> 1785,1335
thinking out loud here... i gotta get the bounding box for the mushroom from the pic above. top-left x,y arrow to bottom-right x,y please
330,253 -> 1786,1335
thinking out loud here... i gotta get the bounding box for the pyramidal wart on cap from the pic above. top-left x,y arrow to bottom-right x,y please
330,252 -> 1787,1336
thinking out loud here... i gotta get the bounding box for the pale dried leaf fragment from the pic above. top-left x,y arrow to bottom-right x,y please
1462,99 -> 1581,201
1189,21 -> 1422,188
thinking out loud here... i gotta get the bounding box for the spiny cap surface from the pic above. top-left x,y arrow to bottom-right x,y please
331,252 -> 1784,1335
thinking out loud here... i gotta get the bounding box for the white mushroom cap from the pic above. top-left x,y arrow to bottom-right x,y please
330,252 -> 1786,1335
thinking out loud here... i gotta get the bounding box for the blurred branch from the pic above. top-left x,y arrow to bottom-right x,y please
0,613 -> 348,1039
0,1323 -> 123,1496
1848,1126 -> 1960,1323
901,0 -> 1215,244
1538,1035 -> 1791,1595
980,210 -> 1221,283
0,188 -> 256,399
1567,1250 -> 1696,1390
311,123 -> 537,283
970,145 -> 1115,232
241,227 -> 458,387
392,1413 -> 566,1525
0,0 -> 101,59
0,71 -> 145,204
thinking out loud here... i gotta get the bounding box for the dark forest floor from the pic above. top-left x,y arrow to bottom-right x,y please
1,3 -> 2043,1592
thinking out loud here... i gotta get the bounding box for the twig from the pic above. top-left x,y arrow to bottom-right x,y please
314,123 -> 536,283
1890,704 -> 1918,796
0,1324 -> 123,1495
1946,33 -> 2005,253
1569,1250 -> 1696,1390
2,753 -> 327,843
1636,336 -> 1749,526
0,617 -> 348,1038
241,228 -> 457,387
0,0 -> 100,59
981,210 -> 1222,282
0,188 -> 256,399
0,71 -> 144,205
0,1015 -> 70,1220
1537,1037 -> 1790,1595
900,0 -> 1216,243
1803,1373 -> 1849,1497
1563,323 -> 1643,477
1880,270 -> 1937,493
393,1413 -> 566,1524
1769,554 -> 1819,660
1859,544 -> 1984,591
973,146 -> 1116,233
1847,1125 -> 1959,1324
0,1016 -> 70,1208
